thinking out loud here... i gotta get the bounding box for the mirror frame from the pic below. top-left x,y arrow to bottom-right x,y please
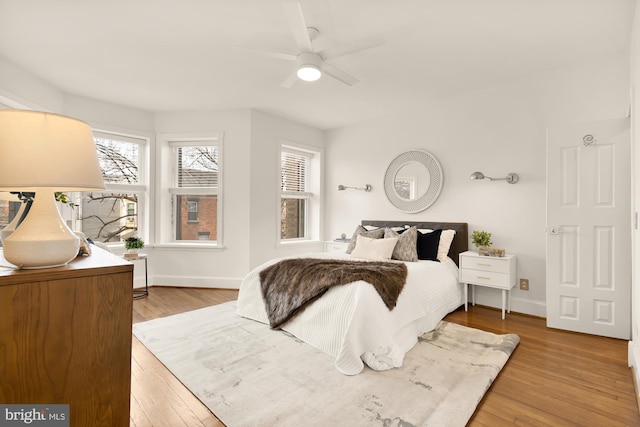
383,150 -> 443,213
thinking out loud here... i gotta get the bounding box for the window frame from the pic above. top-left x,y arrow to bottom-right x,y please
278,142 -> 321,245
156,133 -> 224,248
187,199 -> 199,223
72,129 -> 149,246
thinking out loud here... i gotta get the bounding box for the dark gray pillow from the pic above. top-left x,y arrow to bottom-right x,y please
346,225 -> 385,254
385,226 -> 418,262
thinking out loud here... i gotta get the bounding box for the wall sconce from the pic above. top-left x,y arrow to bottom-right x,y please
470,171 -> 519,184
338,184 -> 372,192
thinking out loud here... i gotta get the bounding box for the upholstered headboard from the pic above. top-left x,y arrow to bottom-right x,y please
361,220 -> 469,266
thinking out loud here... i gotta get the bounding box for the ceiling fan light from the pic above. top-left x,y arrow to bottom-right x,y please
297,64 -> 321,81
296,52 -> 322,82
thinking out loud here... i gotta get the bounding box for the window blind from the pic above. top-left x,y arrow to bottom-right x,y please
177,146 -> 218,188
281,150 -> 309,193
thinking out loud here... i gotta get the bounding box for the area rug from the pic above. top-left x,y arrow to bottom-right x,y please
133,301 -> 519,427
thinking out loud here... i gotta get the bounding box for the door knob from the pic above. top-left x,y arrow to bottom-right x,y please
549,227 -> 569,235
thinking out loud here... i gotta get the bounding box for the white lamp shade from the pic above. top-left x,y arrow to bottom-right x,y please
0,110 -> 104,191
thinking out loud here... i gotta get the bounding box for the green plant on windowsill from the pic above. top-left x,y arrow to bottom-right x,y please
124,236 -> 144,251
471,230 -> 492,253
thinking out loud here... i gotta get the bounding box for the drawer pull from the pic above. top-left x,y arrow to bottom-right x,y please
477,276 -> 491,280
476,263 -> 491,267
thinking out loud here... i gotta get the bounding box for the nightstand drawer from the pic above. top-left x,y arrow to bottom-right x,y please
460,269 -> 511,288
460,256 -> 511,274
324,241 -> 349,253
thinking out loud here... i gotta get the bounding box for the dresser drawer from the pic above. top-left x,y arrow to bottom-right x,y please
460,255 -> 511,274
460,269 -> 511,288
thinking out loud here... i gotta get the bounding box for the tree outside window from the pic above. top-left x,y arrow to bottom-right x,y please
74,133 -> 146,243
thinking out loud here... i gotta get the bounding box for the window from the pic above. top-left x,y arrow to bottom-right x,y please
169,140 -> 220,243
0,199 -> 20,248
73,131 -> 147,243
280,144 -> 320,241
187,199 -> 199,222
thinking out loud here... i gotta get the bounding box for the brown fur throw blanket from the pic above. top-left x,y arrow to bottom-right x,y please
259,258 -> 408,329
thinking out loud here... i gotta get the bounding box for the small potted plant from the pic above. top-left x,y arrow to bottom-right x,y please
471,230 -> 492,256
124,236 -> 144,254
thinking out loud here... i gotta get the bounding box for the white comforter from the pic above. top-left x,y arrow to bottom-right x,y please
236,252 -> 464,375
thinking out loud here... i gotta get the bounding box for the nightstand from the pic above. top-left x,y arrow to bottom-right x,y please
324,240 -> 349,253
459,250 -> 517,320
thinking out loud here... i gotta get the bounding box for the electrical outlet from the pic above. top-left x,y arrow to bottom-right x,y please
519,278 -> 529,291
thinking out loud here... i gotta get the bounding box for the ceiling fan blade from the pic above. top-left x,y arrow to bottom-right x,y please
232,45 -> 297,61
283,2 -> 313,52
280,72 -> 299,88
321,62 -> 359,86
319,34 -> 385,61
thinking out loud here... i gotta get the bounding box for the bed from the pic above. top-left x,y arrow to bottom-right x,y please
236,220 -> 468,375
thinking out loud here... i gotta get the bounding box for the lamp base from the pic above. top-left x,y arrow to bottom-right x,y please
2,189 -> 79,269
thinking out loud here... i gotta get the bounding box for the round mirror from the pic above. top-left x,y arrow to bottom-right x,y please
384,150 -> 443,213
394,161 -> 431,201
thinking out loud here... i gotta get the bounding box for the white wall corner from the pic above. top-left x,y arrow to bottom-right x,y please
510,296 -> 547,318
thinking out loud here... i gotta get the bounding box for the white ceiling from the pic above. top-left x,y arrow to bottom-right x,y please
0,0 -> 635,130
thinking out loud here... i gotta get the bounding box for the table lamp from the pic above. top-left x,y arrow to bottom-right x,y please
0,110 -> 104,269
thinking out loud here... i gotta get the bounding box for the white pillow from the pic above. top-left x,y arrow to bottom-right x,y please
351,235 -> 398,261
437,229 -> 456,262
416,228 -> 456,262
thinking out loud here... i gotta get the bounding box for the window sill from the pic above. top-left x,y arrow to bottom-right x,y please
153,243 -> 226,251
277,239 -> 322,248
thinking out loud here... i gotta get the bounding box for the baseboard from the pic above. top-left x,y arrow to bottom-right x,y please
153,275 -> 241,289
629,341 -> 640,414
633,366 -> 640,415
470,290 -> 546,318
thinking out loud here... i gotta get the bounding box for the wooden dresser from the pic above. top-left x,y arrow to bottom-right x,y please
0,247 -> 134,427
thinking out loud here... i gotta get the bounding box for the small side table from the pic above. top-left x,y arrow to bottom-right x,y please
123,253 -> 148,299
459,250 -> 516,320
324,240 -> 349,253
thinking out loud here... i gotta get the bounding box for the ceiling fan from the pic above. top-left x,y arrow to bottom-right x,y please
243,2 -> 384,87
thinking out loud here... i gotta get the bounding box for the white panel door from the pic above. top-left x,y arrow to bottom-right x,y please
546,118 -> 631,339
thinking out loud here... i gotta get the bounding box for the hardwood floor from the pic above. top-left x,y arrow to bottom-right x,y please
130,287 -> 640,426
445,308 -> 640,426
130,287 -> 237,427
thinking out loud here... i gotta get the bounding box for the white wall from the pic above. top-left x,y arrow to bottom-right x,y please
628,0 -> 640,397
0,51 -> 631,309
150,109 -> 325,287
152,109 -> 253,288
325,52 -> 630,317
0,56 -> 63,111
248,110 -> 325,268
0,57 -> 326,289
